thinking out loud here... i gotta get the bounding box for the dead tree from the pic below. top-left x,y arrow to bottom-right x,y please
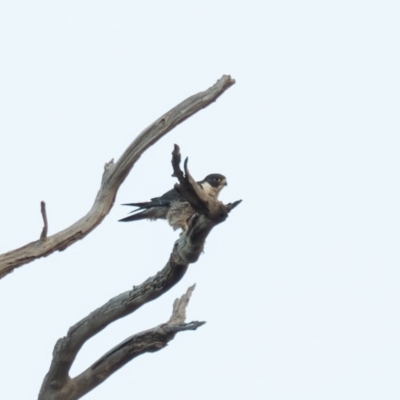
0,75 -> 239,399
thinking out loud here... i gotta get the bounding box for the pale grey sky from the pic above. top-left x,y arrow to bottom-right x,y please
1,1 -> 400,399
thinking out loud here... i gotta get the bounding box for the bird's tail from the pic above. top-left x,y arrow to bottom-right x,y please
122,202 -> 151,209
119,199 -> 169,222
119,212 -> 148,222
119,201 -> 156,222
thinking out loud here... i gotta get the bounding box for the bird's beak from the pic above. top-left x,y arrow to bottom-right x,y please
224,180 -> 228,186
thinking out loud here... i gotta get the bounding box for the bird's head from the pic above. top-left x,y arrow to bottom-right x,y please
204,173 -> 227,188
200,173 -> 227,198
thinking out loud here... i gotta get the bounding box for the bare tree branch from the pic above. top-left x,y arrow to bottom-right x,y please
40,201 -> 48,240
39,255 -> 190,398
38,146 -> 241,400
39,286 -> 203,400
71,286 -> 203,400
0,75 -> 235,280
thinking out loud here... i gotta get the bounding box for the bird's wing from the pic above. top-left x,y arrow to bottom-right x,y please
119,188 -> 183,222
123,188 -> 182,209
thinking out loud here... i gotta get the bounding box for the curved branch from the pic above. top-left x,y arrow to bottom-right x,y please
0,75 -> 235,280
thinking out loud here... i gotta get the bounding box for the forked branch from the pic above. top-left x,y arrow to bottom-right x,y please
39,286 -> 204,400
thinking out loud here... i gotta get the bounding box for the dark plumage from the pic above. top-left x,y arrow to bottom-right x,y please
119,174 -> 227,231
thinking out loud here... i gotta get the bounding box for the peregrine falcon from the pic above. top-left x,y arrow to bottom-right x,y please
119,174 -> 227,231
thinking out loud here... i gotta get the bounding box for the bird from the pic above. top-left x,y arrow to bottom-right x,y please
119,174 -> 227,231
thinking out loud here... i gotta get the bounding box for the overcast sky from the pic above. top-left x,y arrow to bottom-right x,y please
1,1 -> 400,399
